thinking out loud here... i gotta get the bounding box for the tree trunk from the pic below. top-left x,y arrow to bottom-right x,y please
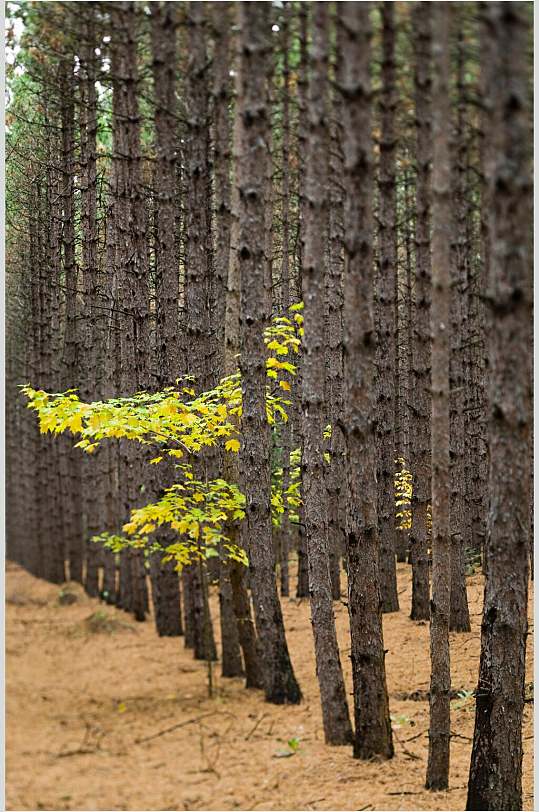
466,4 -> 532,809
301,2 -> 353,746
409,3 -> 432,622
426,3 -> 451,790
110,1 -> 150,622
449,19 -> 471,633
238,1 -> 301,706
149,0 -> 183,638
376,1 -> 399,614
338,1 -> 393,761
183,1 -> 217,660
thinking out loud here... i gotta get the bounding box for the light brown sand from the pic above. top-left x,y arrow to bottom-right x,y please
6,560 -> 533,811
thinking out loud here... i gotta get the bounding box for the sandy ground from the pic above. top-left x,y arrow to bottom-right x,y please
6,559 -> 534,812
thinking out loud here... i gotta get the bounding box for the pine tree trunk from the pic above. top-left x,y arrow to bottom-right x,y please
467,4 -> 532,809
338,1 -> 393,761
238,2 -> 301,706
449,20 -> 471,633
110,1 -> 150,622
325,11 -> 346,602
149,0 -> 183,638
301,2 -> 352,746
426,4 -> 451,789
183,2 -> 217,659
79,8 -> 104,599
409,3 -> 432,622
278,4 -> 292,599
376,1 -> 399,614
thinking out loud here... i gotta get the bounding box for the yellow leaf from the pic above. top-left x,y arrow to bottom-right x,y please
150,456 -> 163,465
117,702 -> 127,714
279,380 -> 291,391
68,413 -> 84,433
40,414 -> 57,434
192,492 -> 204,503
225,439 -> 240,453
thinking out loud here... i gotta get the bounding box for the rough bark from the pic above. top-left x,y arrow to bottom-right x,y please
183,1 -> 217,660
301,3 -> 353,746
449,20 -> 471,633
426,3 -> 451,790
79,9 -> 104,599
221,18 -> 265,690
325,8 -> 346,602
149,0 -> 183,638
110,1 -> 150,622
238,1 -> 301,705
376,1 -> 399,614
59,53 -> 84,586
466,4 -> 532,809
278,3 -> 292,598
338,1 -> 393,760
409,3 -> 432,622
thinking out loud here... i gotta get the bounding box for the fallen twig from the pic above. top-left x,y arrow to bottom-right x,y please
386,791 -> 422,796
134,712 -> 220,745
451,731 -> 472,742
392,729 -> 421,760
56,747 -> 99,758
245,713 -> 268,741
404,728 -> 428,743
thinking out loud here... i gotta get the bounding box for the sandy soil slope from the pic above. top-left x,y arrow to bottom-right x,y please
5,560 -> 534,811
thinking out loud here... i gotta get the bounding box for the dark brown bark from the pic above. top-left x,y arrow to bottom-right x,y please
278,2 -> 292,599
325,8 -> 346,603
238,1 -> 301,705
301,2 -> 352,746
449,20 -> 471,633
467,4 -> 532,809
149,0 -> 184,639
59,53 -> 84,586
409,3 -> 432,622
376,1 -> 399,614
79,9 -> 104,599
183,2 -> 217,660
426,3 -> 451,790
210,2 -> 244,678
338,1 -> 393,761
109,1 -> 150,622
220,21 -> 264,690
150,556 -> 183,637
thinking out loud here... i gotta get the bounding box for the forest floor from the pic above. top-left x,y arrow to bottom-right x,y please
6,559 -> 534,812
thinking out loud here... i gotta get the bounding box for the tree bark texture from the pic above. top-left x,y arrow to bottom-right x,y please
301,2 -> 353,746
238,1 -> 301,705
426,4 -> 451,790
338,1 -> 394,761
467,4 -> 532,809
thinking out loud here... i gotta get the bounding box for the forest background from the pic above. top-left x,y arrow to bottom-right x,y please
4,2 -> 534,811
